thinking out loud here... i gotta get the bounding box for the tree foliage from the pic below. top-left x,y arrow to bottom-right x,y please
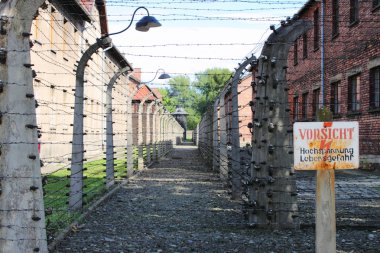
159,68 -> 232,130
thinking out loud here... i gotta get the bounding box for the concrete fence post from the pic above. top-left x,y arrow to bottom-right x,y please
137,93 -> 152,170
248,19 -> 312,228
105,67 -> 130,187
0,0 -> 48,252
146,100 -> 157,164
213,98 -> 220,171
70,36 -> 112,210
126,97 -> 133,176
163,114 -> 168,155
157,111 -> 162,158
196,124 -> 199,146
152,105 -> 160,160
230,55 -> 257,200
126,87 -> 138,176
145,101 -> 154,165
219,90 -> 228,181
163,114 -> 167,154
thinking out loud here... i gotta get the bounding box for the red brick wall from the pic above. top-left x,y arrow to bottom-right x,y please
238,74 -> 254,146
287,1 -> 380,160
224,91 -> 232,145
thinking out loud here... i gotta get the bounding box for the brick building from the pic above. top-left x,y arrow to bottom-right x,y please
31,0 -> 138,173
287,0 -> 380,168
223,73 -> 254,147
132,84 -> 161,144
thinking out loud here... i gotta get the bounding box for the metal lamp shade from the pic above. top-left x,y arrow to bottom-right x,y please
136,16 -> 162,32
158,73 -> 171,79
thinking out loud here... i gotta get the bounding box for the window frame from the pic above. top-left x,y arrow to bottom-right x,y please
303,33 -> 308,59
301,92 -> 308,120
313,8 -> 319,50
373,0 -> 380,11
349,0 -> 359,25
332,0 -> 339,38
370,66 -> 380,109
330,81 -> 341,115
348,74 -> 361,112
312,88 -> 320,118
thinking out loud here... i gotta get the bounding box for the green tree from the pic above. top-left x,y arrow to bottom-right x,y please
158,88 -> 177,113
193,68 -> 232,114
158,68 -> 232,130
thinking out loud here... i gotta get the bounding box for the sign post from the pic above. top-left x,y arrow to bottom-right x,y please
293,121 -> 359,253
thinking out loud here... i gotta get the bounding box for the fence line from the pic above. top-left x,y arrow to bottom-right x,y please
195,18 -> 380,231
0,1 -> 184,252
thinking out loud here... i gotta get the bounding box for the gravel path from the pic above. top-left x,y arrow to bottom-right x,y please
56,145 -> 379,253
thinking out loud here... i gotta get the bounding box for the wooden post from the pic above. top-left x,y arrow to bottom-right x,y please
316,108 -> 336,253
316,169 -> 336,253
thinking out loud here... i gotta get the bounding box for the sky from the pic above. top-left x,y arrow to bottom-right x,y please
106,0 -> 307,85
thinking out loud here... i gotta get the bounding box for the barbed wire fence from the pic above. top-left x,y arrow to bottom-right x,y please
195,17 -> 380,232
0,1 -> 184,252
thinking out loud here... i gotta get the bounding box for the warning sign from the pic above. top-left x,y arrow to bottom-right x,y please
293,122 -> 359,170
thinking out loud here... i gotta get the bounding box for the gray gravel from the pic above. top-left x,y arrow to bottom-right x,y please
56,145 -> 379,253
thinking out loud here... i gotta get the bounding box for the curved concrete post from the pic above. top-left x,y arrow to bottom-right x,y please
145,100 -> 156,165
0,1 -> 48,252
158,112 -> 166,157
213,97 -> 220,171
137,93 -> 153,170
126,86 -> 139,176
168,117 -> 175,150
159,114 -> 165,156
152,105 -> 161,160
70,36 -> 112,210
164,114 -> 170,154
230,55 -> 257,200
105,67 -> 130,188
249,20 -> 312,228
219,89 -> 228,181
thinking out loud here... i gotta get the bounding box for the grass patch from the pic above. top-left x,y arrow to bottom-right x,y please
44,145 -> 160,241
44,153 -> 131,241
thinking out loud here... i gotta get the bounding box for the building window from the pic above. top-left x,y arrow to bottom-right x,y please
293,42 -> 298,66
373,0 -> 380,10
303,33 -> 308,59
348,74 -> 361,112
330,81 -> 341,114
332,0 -> 339,37
370,66 -> 380,109
293,96 -> 299,121
302,92 -> 308,120
350,0 -> 359,24
312,88 -> 320,118
313,8 -> 319,50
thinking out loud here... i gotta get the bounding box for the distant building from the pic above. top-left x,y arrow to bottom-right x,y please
287,0 -> 380,169
132,84 -> 161,145
172,106 -> 189,140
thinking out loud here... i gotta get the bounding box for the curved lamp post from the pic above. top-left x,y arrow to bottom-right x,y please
70,7 -> 161,211
142,68 -> 171,84
107,6 -> 161,35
